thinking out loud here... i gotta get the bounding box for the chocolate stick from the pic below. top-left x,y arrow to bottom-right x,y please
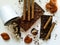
43,16 -> 52,29
45,22 -> 56,40
31,0 -> 34,19
28,0 -> 30,21
23,0 -> 26,20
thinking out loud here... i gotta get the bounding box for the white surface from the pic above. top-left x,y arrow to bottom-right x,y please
0,0 -> 60,45
0,5 -> 19,24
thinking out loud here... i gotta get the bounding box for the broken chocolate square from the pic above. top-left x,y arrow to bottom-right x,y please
40,15 -> 52,40
20,2 -> 45,31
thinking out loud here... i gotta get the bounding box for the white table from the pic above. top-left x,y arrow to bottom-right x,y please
0,0 -> 60,45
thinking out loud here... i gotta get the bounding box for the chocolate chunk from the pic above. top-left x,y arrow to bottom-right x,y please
31,28 -> 38,35
20,2 -> 45,31
40,15 -> 52,40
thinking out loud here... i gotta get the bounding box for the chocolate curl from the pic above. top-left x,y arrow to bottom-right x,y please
23,0 -> 26,20
28,0 -> 30,21
31,0 -> 34,19
45,22 -> 56,40
43,16 -> 52,29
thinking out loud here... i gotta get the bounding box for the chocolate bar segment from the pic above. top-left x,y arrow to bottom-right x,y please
20,2 -> 45,31
40,15 -> 52,40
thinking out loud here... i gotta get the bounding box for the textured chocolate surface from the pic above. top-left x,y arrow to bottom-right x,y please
40,15 -> 52,40
20,2 -> 45,31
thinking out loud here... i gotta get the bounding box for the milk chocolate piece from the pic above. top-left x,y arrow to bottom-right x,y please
40,15 -> 52,40
20,2 -> 45,31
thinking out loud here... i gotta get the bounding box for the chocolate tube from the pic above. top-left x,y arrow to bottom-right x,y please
43,16 -> 52,29
23,0 -> 26,20
45,22 -> 56,40
28,0 -> 30,21
31,0 -> 34,19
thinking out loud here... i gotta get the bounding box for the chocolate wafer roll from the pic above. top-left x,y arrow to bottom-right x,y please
23,0 -> 26,20
28,0 -> 30,21
45,22 -> 56,40
43,16 -> 52,29
31,0 -> 34,19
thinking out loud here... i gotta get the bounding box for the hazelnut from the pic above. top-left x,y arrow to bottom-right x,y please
1,33 -> 10,40
46,0 -> 58,14
24,35 -> 32,43
46,3 -> 57,13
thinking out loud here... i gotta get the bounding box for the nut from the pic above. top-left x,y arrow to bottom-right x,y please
24,35 -> 32,43
46,0 -> 58,14
1,33 -> 10,40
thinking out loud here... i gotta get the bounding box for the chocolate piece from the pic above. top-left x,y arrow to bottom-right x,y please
1,33 -> 10,40
20,2 -> 45,31
12,21 -> 21,38
40,15 -> 52,40
31,28 -> 38,35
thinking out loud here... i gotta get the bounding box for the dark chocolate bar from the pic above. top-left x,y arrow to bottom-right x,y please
40,15 -> 52,40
